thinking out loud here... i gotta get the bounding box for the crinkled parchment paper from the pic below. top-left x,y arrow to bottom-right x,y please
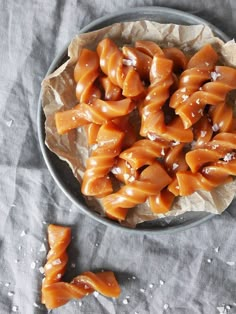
41,20 -> 236,227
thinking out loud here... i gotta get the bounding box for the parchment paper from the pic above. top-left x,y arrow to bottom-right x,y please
42,21 -> 236,226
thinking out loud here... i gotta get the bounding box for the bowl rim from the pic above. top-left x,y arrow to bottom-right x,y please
37,6 -> 230,234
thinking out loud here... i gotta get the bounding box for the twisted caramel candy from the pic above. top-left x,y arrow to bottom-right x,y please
186,132 -> 236,172
119,139 -> 169,169
140,53 -> 193,142
102,162 -> 172,220
42,225 -> 71,303
74,49 -> 101,103
122,45 -> 152,80
176,170 -> 232,196
81,122 -> 124,197
42,225 -> 121,309
43,271 -> 121,309
97,38 -> 144,97
176,66 -> 236,128
140,54 -> 173,136
170,44 -> 218,110
55,98 -> 134,134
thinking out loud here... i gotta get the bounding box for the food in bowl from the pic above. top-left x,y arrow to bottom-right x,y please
41,21 -> 236,226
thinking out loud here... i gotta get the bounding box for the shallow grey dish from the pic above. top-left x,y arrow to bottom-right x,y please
37,6 -> 230,234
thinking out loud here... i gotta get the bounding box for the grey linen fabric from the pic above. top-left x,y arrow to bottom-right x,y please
0,0 -> 236,313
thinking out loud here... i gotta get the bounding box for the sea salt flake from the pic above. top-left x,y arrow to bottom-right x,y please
201,130 -> 207,137
8,291 -> 14,296
172,163 -> 179,170
79,301 -> 83,306
205,62 -> 210,66
223,152 -> 235,162
71,263 -> 76,268
31,262 -> 36,269
203,168 -> 210,174
196,98 -> 201,105
39,243 -> 46,252
172,141 -> 180,146
212,123 -> 220,132
182,95 -> 189,101
140,288 -> 145,293
191,112 -> 195,117
207,258 -> 212,263
39,267 -> 45,274
52,258 -> 61,265
124,174 -> 130,181
163,304 -> 169,310
12,306 -> 18,312
57,274 -> 62,279
91,144 -> 98,151
214,247 -> 220,253
95,243 -> 99,247
20,230 -> 26,237
45,263 -> 52,270
149,283 -> 154,288
5,282 -> 10,287
128,176 -> 135,183
211,71 -> 221,81
123,59 -> 135,66
33,302 -> 40,308
132,276 -> 136,280
217,307 -> 225,314
6,119 -> 13,127
160,280 -> 165,286
123,298 -> 129,304
111,167 -> 121,175
93,291 -> 99,298
148,133 -> 158,141
226,261 -> 235,266
161,148 -> 165,156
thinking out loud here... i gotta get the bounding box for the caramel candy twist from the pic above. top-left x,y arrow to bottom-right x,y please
42,225 -> 71,303
81,122 -> 124,198
102,162 -> 172,220
74,48 -> 101,103
55,98 -> 134,134
42,225 -> 121,309
120,138 -> 170,169
175,66 -> 236,128
169,44 -> 219,110
97,38 -> 145,97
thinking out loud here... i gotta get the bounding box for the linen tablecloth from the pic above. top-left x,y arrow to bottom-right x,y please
0,1 -> 236,313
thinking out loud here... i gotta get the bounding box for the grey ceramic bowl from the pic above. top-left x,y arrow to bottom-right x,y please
37,6 -> 230,234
